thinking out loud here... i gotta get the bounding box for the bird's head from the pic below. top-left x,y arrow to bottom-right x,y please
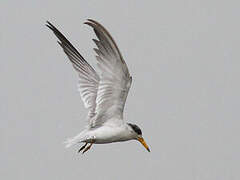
127,123 -> 150,152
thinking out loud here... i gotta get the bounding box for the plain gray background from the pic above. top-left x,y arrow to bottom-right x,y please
1,0 -> 239,180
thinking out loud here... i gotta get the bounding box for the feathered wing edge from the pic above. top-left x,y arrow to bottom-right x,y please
84,19 -> 130,77
46,21 -> 100,119
84,19 -> 132,127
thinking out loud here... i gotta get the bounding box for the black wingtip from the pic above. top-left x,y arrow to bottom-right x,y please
46,20 -> 51,26
84,21 -> 93,27
84,19 -> 98,27
87,19 -> 99,24
46,20 -> 57,30
86,18 -> 94,22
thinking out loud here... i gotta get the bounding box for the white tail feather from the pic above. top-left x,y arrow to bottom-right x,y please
63,130 -> 87,148
64,138 -> 78,148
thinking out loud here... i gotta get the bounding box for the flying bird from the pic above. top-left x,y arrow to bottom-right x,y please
46,19 -> 150,154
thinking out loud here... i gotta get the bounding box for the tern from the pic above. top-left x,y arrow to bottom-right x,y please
46,19 -> 150,154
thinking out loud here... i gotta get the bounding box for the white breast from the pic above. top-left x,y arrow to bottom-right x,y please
89,125 -> 133,144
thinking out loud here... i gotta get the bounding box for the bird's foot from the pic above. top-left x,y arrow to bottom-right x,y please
82,143 -> 93,154
78,143 -> 88,153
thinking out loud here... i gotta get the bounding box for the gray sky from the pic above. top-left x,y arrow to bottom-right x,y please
1,0 -> 240,180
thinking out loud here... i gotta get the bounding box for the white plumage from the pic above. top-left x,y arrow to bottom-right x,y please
47,19 -> 150,153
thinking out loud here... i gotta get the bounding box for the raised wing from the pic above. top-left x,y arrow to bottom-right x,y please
46,21 -> 100,118
85,19 -> 132,127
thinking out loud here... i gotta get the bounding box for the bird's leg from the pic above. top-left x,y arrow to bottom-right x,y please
82,143 -> 93,154
78,142 -> 88,153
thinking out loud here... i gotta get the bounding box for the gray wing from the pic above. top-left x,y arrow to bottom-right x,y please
46,21 -> 100,118
85,19 -> 132,127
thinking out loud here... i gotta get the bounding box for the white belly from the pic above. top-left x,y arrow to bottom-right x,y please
88,125 -> 132,144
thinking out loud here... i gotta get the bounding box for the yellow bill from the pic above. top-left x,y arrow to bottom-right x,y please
138,137 -> 150,152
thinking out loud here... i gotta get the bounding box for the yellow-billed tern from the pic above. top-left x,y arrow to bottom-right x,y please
46,19 -> 150,154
